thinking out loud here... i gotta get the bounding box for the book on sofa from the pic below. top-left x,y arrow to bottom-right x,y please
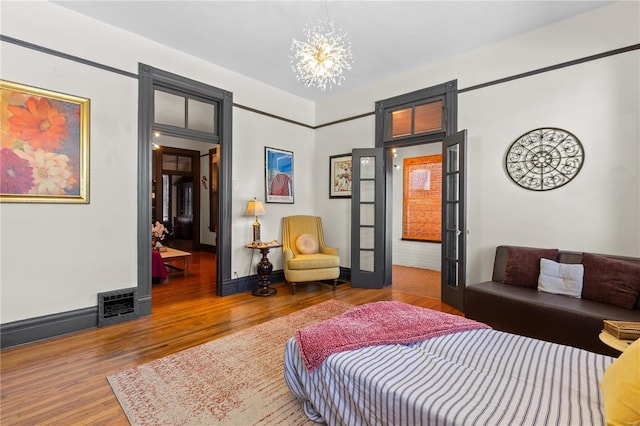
604,320 -> 640,340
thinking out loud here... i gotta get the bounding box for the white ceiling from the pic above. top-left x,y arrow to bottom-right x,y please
53,1 -> 612,102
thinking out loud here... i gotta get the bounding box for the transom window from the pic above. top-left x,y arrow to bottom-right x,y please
154,88 -> 219,138
389,99 -> 443,140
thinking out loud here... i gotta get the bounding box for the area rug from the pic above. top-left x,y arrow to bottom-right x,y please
107,299 -> 354,425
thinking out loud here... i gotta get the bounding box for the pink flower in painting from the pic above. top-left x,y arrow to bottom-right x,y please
0,148 -> 35,194
7,96 -> 68,151
13,145 -> 75,195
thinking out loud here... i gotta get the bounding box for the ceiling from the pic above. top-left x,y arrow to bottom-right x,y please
53,1 -> 611,102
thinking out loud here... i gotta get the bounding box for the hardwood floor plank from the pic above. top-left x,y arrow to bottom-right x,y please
0,251 -> 458,425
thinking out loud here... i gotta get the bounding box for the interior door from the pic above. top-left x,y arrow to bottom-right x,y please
175,181 -> 194,240
441,130 -> 467,311
350,148 -> 391,288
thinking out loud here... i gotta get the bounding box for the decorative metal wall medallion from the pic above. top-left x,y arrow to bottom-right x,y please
505,128 -> 584,191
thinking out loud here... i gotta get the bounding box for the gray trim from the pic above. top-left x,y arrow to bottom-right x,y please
0,34 -> 138,79
138,64 -> 154,315
222,269 -> 351,296
459,43 -> 640,94
0,307 -> 97,349
221,271 -> 285,296
138,64 -> 233,300
314,112 -> 375,129
0,265 -> 352,347
233,103 -> 313,129
3,34 -> 636,130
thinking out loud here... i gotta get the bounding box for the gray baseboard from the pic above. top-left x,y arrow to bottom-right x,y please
220,270 -> 285,296
1,307 -> 97,349
1,268 -> 352,348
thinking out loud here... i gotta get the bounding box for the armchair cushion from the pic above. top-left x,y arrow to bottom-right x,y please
296,233 -> 319,254
288,253 -> 340,270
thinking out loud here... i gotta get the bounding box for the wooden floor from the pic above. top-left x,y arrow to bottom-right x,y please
0,251 -> 458,425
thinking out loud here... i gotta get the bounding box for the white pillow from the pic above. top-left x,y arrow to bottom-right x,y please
538,258 -> 584,298
295,233 -> 319,254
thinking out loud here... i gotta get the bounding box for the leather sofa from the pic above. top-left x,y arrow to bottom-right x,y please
465,245 -> 640,357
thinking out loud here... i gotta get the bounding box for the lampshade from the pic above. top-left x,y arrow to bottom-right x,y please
245,199 -> 265,217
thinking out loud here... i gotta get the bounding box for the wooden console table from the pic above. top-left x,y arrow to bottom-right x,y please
246,242 -> 282,296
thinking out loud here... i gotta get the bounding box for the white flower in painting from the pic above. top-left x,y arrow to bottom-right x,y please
13,144 -> 75,195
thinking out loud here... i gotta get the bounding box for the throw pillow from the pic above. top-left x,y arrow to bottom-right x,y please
582,253 -> 640,309
296,233 -> 319,254
537,258 -> 584,298
503,247 -> 559,288
600,338 -> 640,425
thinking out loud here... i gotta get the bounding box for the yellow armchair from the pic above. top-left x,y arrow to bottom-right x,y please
282,215 -> 340,294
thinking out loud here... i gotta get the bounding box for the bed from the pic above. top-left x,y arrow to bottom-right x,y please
283,301 -> 632,425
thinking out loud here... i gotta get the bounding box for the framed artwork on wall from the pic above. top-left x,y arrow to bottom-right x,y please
329,153 -> 352,198
265,146 -> 293,203
0,80 -> 90,203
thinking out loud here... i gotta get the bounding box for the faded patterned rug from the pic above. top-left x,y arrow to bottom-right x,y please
107,300 -> 354,425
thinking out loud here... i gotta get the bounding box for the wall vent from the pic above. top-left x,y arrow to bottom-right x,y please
97,288 -> 138,327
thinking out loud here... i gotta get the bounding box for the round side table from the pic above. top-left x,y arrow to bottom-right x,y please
246,243 -> 282,296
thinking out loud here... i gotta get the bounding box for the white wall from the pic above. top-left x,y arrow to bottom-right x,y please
314,1 -> 640,284
232,108 -> 315,277
0,1 -> 315,323
314,117 -> 375,268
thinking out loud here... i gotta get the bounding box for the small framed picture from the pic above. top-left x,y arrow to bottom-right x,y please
1,80 -> 90,203
265,146 -> 294,203
329,153 -> 352,198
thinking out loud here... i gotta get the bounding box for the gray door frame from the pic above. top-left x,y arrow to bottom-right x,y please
138,64 -> 233,315
363,81 -> 461,305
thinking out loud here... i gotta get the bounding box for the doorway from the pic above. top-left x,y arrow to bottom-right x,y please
351,80 -> 465,311
138,64 -> 233,315
391,143 -> 442,299
151,141 -> 219,253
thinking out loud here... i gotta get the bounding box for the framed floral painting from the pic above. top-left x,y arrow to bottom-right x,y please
265,146 -> 293,203
329,153 -> 352,198
0,80 -> 90,203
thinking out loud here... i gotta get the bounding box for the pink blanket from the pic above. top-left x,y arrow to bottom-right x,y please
295,301 -> 490,372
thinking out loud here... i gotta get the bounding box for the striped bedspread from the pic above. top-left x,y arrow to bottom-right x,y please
284,328 -> 614,425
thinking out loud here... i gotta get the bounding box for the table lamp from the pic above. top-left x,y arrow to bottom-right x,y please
245,198 -> 266,244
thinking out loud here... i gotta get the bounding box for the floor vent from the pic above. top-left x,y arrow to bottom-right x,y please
98,288 -> 138,327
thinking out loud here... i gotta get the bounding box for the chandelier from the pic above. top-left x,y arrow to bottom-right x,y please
291,20 -> 353,91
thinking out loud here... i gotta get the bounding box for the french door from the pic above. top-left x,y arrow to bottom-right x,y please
350,130 -> 467,311
350,148 -> 390,288
441,130 -> 467,311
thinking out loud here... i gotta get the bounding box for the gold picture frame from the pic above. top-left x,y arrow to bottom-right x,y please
1,80 -> 90,203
